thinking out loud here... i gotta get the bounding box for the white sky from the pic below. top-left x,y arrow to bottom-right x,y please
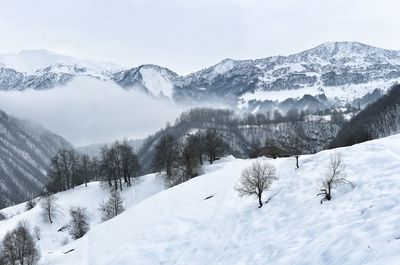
0,0 -> 399,75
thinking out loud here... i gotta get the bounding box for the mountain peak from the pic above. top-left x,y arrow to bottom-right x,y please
299,41 -> 400,59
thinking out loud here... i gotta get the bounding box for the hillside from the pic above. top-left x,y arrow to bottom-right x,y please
0,173 -> 165,253
0,109 -> 72,208
137,108 -> 342,173
330,84 -> 400,148
1,134 -> 399,264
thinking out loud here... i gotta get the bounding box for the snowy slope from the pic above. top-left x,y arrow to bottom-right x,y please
2,134 -> 396,265
0,173 -> 165,253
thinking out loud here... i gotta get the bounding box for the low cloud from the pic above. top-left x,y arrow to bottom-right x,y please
0,77 -> 184,146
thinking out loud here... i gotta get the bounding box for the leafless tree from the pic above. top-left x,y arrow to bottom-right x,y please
235,160 -> 278,208
69,207 -> 90,239
287,122 -> 306,169
78,154 -> 91,187
317,153 -> 353,203
40,194 -> 57,224
0,220 -> 40,265
25,199 -> 36,211
33,227 -> 41,241
99,188 -> 125,221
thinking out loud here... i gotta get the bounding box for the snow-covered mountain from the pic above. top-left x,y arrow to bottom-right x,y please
2,134 -> 400,265
0,109 -> 72,208
0,50 -> 122,91
0,49 -> 122,77
174,42 -> 400,111
1,42 -> 400,111
112,64 -> 178,99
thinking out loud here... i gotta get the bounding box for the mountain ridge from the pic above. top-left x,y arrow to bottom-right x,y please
1,41 -> 400,111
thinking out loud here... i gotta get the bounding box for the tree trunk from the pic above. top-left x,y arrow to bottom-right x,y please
327,184 -> 331,201
258,195 -> 263,208
48,210 -> 53,224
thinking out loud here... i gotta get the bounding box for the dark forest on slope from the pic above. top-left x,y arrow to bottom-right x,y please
330,84 -> 400,148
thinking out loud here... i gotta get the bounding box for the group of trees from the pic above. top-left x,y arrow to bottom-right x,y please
99,140 -> 141,191
153,128 -> 229,186
0,200 -> 91,265
46,140 -> 140,193
174,107 -> 347,130
45,148 -> 95,193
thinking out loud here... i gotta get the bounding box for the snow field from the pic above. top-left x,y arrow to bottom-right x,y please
2,135 -> 400,265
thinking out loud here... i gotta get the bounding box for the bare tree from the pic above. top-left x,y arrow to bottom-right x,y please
25,199 -> 36,211
0,220 -> 40,265
78,154 -> 91,187
99,188 -> 125,221
118,139 -> 141,187
287,123 -> 306,169
69,207 -> 90,239
317,153 -> 353,203
40,194 -> 57,224
235,160 -> 278,208
33,227 -> 41,241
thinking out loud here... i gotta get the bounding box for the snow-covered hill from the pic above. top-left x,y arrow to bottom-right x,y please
0,109 -> 72,208
2,134 -> 399,265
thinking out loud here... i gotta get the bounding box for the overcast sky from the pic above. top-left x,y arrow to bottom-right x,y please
0,0 -> 399,146
0,0 -> 399,75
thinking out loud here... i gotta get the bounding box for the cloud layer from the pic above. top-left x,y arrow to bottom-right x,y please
0,77 -> 183,146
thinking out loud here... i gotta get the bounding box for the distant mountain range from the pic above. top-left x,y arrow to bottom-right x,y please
1,42 -> 400,112
0,109 -> 72,208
